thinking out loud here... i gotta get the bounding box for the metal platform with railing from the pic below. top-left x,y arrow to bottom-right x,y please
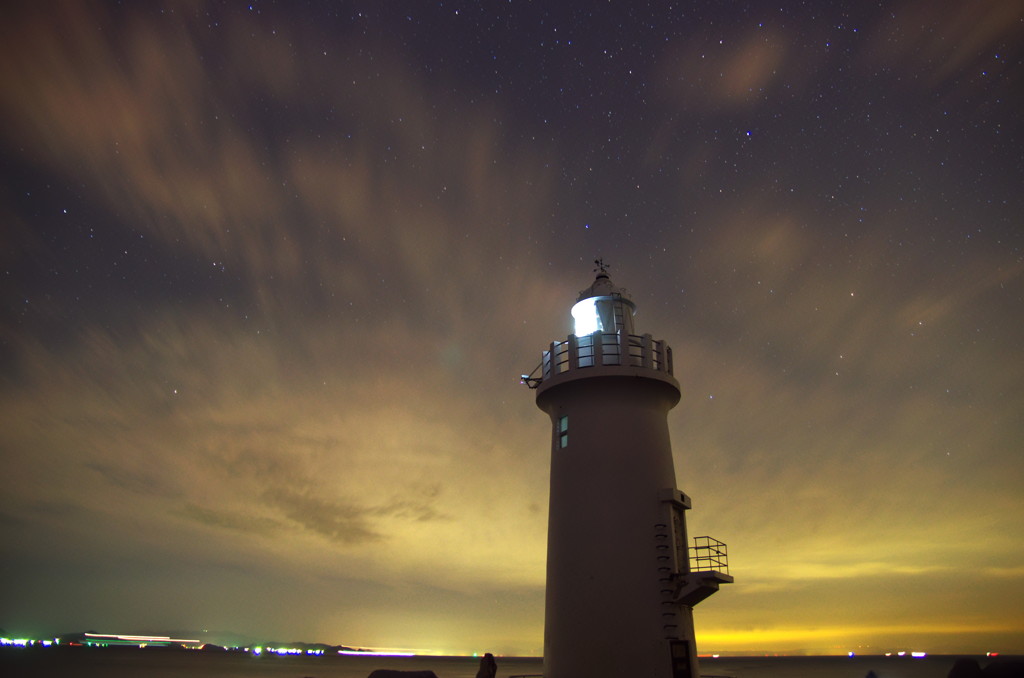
522,332 -> 674,388
670,536 -> 733,608
690,536 -> 729,575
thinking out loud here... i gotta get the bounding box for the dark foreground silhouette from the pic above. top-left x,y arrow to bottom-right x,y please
947,657 -> 1024,678
476,652 -> 497,678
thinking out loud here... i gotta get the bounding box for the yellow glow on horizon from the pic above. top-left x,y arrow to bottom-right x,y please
698,621 -> 1019,649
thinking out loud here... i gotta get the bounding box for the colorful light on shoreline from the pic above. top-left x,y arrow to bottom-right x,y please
1,635 -> 426,658
1,638 -> 57,647
82,632 -> 201,647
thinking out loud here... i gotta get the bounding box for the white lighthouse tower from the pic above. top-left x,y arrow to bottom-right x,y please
523,261 -> 732,678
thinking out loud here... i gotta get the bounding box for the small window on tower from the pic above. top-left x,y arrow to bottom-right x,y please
558,415 -> 568,449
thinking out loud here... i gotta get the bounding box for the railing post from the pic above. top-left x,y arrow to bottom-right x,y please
603,332 -> 618,365
567,335 -> 578,372
642,334 -> 654,369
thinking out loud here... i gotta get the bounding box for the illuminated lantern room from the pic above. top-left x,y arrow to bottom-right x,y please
570,264 -> 636,336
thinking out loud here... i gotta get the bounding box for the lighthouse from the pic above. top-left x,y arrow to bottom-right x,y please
523,262 -> 732,678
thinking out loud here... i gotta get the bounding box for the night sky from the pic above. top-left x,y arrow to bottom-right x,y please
2,0 -> 1022,657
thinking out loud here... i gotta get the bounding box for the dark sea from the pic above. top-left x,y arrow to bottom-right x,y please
0,647 -> 1011,678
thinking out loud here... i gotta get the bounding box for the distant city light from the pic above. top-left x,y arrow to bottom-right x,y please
82,632 -> 201,647
1,638 -> 31,647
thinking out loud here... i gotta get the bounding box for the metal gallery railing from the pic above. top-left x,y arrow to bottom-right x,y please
522,332 -> 674,388
689,536 -> 729,575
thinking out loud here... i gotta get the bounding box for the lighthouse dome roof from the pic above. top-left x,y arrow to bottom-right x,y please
577,269 -> 630,303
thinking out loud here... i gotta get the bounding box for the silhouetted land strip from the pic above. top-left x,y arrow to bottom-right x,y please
3,646 -> 1023,678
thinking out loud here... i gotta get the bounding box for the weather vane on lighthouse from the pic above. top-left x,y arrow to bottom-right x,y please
522,265 -> 732,678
